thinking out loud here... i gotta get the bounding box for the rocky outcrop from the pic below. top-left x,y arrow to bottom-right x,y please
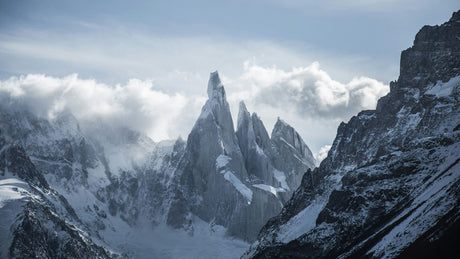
270,118 -> 316,192
246,10 -> 460,259
399,10 -> 460,88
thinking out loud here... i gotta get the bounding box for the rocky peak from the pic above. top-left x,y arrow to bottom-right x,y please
237,101 -> 251,131
207,70 -> 226,102
398,10 -> 460,89
271,118 -> 314,164
251,113 -> 271,151
236,101 -> 255,160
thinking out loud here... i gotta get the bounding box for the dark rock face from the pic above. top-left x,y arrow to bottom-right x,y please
399,11 -> 460,88
10,202 -> 112,259
0,141 -> 49,189
246,10 -> 460,259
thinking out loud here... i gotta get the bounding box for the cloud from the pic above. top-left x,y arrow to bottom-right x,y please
314,145 -> 332,165
0,60 -> 389,155
227,61 -> 389,120
0,74 -> 191,141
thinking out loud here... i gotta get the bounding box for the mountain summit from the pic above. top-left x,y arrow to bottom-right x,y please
168,72 -> 315,241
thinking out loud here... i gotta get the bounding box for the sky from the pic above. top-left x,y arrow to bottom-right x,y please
0,0 -> 459,158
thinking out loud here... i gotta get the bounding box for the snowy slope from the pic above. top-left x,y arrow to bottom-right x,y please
245,10 -> 460,259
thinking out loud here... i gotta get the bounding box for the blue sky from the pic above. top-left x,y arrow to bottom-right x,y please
1,0 -> 459,157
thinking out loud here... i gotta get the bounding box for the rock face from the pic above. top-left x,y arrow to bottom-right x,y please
245,10 -> 460,258
167,71 -> 315,241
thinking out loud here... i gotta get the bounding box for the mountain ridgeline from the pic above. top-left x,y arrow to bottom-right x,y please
245,10 -> 460,259
1,10 -> 459,259
0,70 -> 315,256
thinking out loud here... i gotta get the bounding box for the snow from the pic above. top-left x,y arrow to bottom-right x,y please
367,158 -> 460,258
99,215 -> 249,259
216,155 -> 231,169
0,178 -> 31,208
273,169 -> 290,191
276,173 -> 343,243
425,75 -> 460,97
335,144 -> 460,259
252,184 -> 285,197
276,192 -> 330,243
358,113 -> 376,120
279,137 -> 297,152
405,113 -> 421,130
222,171 -> 253,204
0,177 -> 36,257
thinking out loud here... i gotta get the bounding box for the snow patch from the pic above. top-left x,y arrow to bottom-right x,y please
276,173 -> 343,243
252,184 -> 285,197
425,75 -> 460,97
222,171 -> 253,204
276,192 -> 330,243
216,155 -> 231,170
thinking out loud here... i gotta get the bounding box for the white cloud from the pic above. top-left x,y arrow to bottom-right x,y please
221,61 -> 388,154
0,60 -> 389,154
226,61 -> 389,120
314,145 -> 332,165
0,74 -> 191,141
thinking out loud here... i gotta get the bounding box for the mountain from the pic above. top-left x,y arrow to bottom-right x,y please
0,135 -> 113,258
245,10 -> 460,258
167,71 -> 315,241
0,71 -> 314,256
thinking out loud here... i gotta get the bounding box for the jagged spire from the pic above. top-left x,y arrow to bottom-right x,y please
237,101 -> 250,131
207,70 -> 223,99
239,100 -> 248,114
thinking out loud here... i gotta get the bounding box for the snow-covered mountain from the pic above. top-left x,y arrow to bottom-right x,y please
245,10 -> 460,258
0,70 -> 315,256
4,8 -> 458,259
168,72 -> 315,241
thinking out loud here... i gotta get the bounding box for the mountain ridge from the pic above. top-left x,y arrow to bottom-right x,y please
0,70 -> 315,256
245,10 -> 460,258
